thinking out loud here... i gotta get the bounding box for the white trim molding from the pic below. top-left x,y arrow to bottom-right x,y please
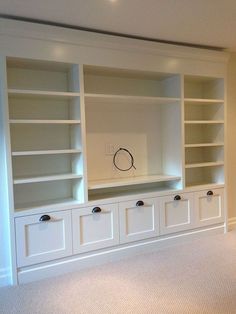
228,217 -> 236,230
0,268 -> 11,287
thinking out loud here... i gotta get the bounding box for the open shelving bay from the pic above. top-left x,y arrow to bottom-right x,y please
84,66 -> 183,199
184,75 -> 225,187
7,58 -> 86,211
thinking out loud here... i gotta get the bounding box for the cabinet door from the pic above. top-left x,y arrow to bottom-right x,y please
159,193 -> 194,235
194,188 -> 224,227
72,203 -> 119,254
15,211 -> 72,267
119,198 -> 159,244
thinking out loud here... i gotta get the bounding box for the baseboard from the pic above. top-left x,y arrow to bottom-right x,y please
18,224 -> 224,284
0,268 -> 11,287
228,217 -> 236,230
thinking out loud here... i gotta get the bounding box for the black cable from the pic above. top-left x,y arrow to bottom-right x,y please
113,148 -> 136,172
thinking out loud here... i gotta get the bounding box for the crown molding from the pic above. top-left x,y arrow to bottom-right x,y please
0,17 -> 230,63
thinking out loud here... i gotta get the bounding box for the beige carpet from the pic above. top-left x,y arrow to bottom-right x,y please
1,230 -> 236,314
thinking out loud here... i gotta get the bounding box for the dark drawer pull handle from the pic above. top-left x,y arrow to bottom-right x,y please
174,195 -> 181,201
207,190 -> 213,196
136,200 -> 144,207
39,215 -> 51,222
92,207 -> 102,213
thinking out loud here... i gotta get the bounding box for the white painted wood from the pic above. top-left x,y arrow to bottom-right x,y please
17,224 -> 225,285
13,174 -> 83,184
7,59 -> 85,211
85,66 -> 182,194
88,175 -> 181,190
15,210 -> 72,267
184,102 -> 224,121
185,124 -> 224,145
161,101 -> 182,189
184,98 -> 224,104
159,192 -> 195,235
0,18 -> 229,285
184,77 -> 224,100
72,203 -> 119,253
185,143 -> 224,148
184,120 -> 224,124
0,268 -> 11,287
78,65 -> 88,196
15,198 -> 80,213
9,95 -> 80,121
185,161 -> 224,168
10,124 -> 79,151
12,149 -> 82,156
9,119 -> 81,124
7,59 -> 76,92
84,68 -> 180,98
14,179 -> 84,210
119,197 -> 159,243
68,64 -> 80,93
0,18 -> 228,77
85,93 -> 180,105
185,166 -> 224,187
180,74 -> 186,189
184,75 -> 225,188
8,89 -> 80,98
194,188 -> 224,227
0,56 -> 17,285
228,217 -> 236,230
185,146 -> 224,165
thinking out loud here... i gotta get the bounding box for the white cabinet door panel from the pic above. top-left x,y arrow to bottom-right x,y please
195,188 -> 224,227
160,193 -> 194,235
119,198 -> 159,244
15,210 -> 72,267
72,203 -> 119,254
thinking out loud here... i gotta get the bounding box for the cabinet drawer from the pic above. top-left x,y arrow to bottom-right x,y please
119,198 -> 159,244
194,188 -> 224,227
72,203 -> 119,254
15,210 -> 72,267
160,192 -> 194,235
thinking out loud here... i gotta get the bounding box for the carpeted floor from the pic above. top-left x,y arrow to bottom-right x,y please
1,230 -> 236,314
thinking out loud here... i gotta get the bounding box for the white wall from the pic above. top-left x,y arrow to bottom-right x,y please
227,53 -> 236,223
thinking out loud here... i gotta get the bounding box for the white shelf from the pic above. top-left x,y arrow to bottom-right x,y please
184,98 -> 224,104
85,93 -> 180,105
185,182 -> 224,188
185,161 -> 224,169
12,149 -> 82,156
88,174 -> 181,190
184,120 -> 224,124
14,198 -> 81,213
9,119 -> 81,124
185,143 -> 224,148
8,89 -> 80,99
14,173 -> 83,184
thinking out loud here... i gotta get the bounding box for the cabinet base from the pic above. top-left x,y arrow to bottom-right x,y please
17,224 -> 225,285
0,268 -> 11,287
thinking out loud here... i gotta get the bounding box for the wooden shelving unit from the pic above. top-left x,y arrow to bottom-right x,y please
184,76 -> 224,187
7,58 -> 86,210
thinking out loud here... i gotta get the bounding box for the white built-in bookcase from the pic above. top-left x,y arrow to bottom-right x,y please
184,76 -> 224,187
5,59 -> 225,211
7,58 -> 86,211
